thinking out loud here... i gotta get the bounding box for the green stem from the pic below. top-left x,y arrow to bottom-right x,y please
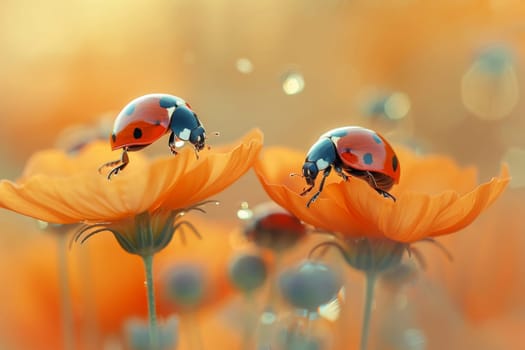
142,254 -> 159,349
360,271 -> 377,350
57,234 -> 75,350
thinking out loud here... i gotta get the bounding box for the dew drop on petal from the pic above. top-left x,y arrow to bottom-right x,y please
282,71 -> 305,95
236,58 -> 253,74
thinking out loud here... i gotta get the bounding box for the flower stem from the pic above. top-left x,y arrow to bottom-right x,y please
360,271 -> 377,350
142,254 -> 159,349
57,233 -> 75,350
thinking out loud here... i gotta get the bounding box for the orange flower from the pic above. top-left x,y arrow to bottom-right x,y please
2,128 -> 262,223
254,145 -> 509,244
255,144 -> 510,350
0,129 -> 262,255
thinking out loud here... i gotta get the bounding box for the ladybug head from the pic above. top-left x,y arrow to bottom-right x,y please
170,106 -> 207,152
302,161 -> 318,186
189,126 -> 206,151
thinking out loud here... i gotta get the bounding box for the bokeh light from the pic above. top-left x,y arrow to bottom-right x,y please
0,1 -> 524,350
281,71 -> 305,95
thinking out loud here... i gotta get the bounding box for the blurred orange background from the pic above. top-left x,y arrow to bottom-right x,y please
0,0 -> 524,349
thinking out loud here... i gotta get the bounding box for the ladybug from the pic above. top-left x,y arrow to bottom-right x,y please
244,202 -> 306,252
299,126 -> 400,207
99,93 -> 206,179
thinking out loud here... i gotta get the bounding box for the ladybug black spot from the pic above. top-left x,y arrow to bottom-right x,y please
133,127 -> 143,139
392,155 -> 399,172
363,153 -> 373,165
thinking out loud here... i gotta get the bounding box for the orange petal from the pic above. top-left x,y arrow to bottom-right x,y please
0,130 -> 262,223
385,164 -> 510,242
20,141 -> 143,178
428,164 -> 510,237
394,146 -> 478,195
381,191 -> 459,242
0,146 -> 158,223
161,128 -> 263,210
254,146 -> 386,237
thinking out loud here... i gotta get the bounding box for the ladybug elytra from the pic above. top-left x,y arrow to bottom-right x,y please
244,202 -> 306,252
99,93 -> 206,179
300,126 -> 400,207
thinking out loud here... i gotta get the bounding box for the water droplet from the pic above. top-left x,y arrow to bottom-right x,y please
282,71 -> 305,95
236,58 -> 253,74
37,220 -> 49,230
237,201 -> 253,220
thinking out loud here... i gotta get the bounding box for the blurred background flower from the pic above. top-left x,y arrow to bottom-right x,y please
0,0 -> 524,349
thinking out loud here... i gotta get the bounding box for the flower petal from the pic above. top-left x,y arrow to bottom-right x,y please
161,129 -> 264,210
381,191 -> 459,242
20,141 -> 132,178
0,143 -> 158,223
384,164 -> 510,242
428,164 -> 510,237
254,146 -> 386,237
394,146 -> 478,195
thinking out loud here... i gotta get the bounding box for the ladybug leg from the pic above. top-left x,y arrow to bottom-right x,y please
333,164 -> 348,181
377,189 -> 396,201
193,146 -> 200,160
98,148 -> 129,180
168,132 -> 178,155
300,183 -> 315,196
364,171 -> 396,201
306,166 -> 332,208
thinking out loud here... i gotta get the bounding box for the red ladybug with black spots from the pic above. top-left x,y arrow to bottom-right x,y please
99,93 -> 206,179
299,126 -> 400,207
244,202 -> 306,251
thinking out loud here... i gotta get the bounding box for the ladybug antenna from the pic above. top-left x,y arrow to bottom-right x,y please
289,172 -> 304,178
205,131 -> 220,150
